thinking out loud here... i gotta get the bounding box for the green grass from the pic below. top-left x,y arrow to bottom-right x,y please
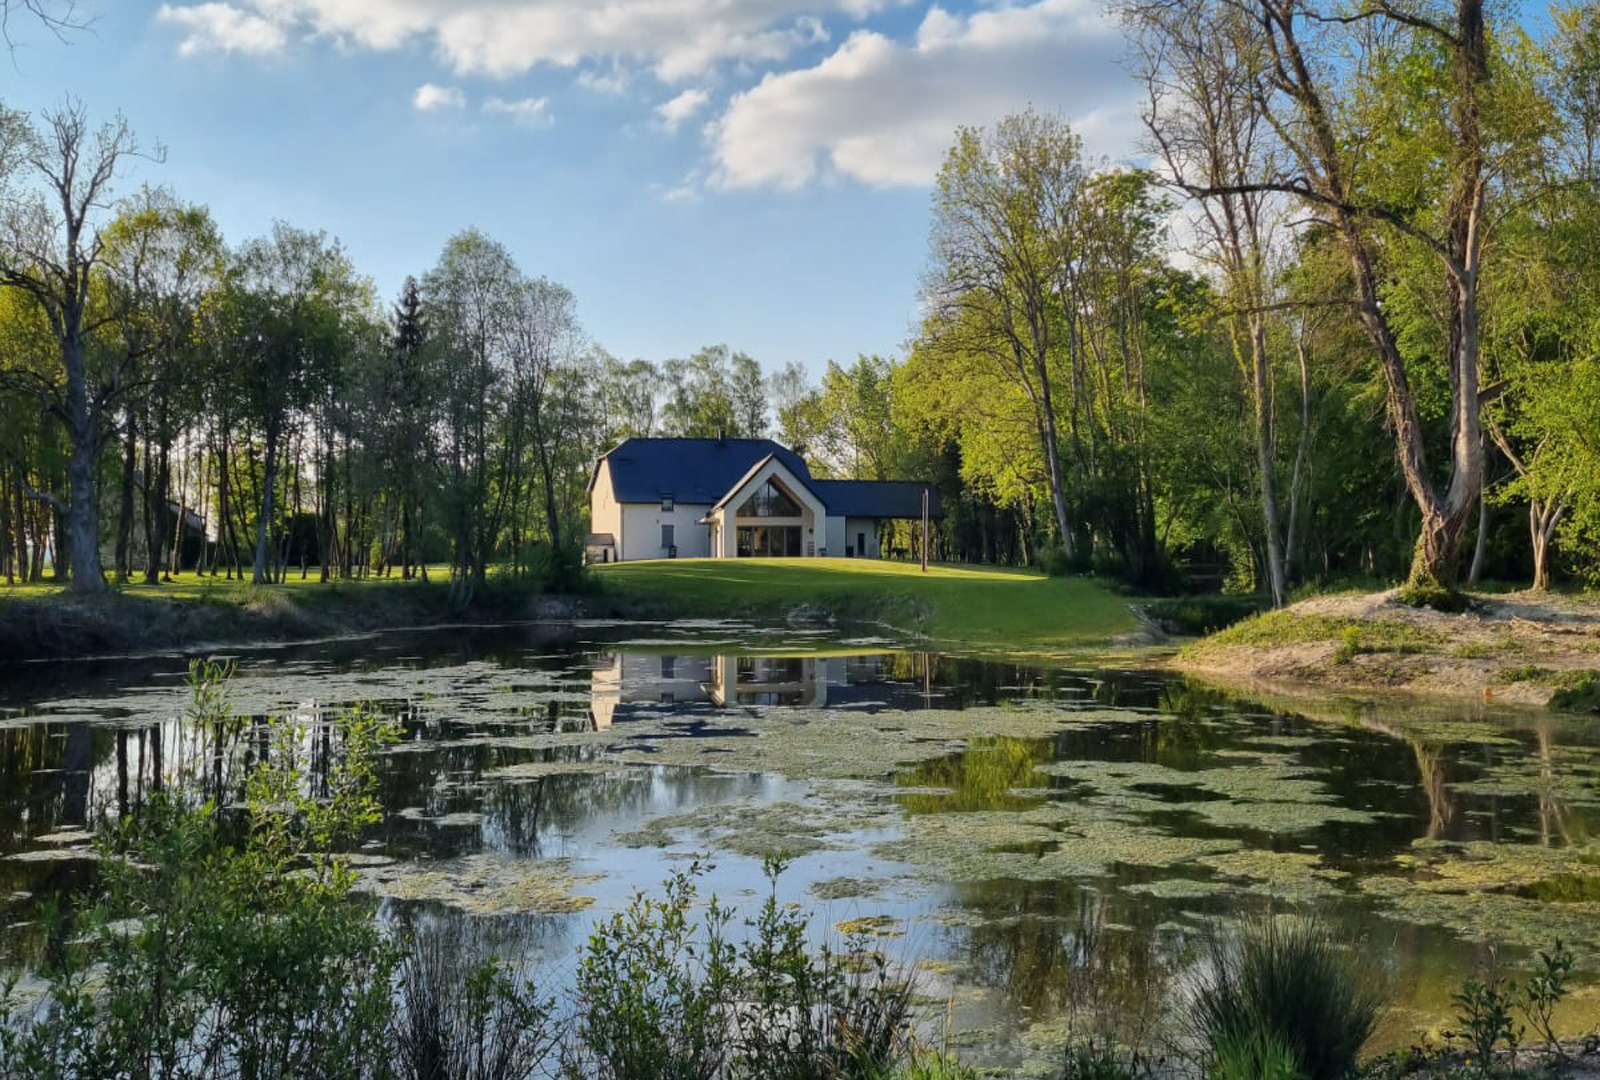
1,566 -> 459,603
595,558 -> 1138,651
1192,610 -> 1443,658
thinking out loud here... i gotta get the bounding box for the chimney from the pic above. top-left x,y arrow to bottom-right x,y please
718,426 -> 727,445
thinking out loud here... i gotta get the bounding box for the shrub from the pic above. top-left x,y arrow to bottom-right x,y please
1549,671 -> 1600,714
1395,583 -> 1472,613
1193,918 -> 1380,1080
0,660 -> 403,1080
1144,596 -> 1266,636
567,856 -> 918,1080
392,918 -> 559,1080
1040,544 -> 1075,578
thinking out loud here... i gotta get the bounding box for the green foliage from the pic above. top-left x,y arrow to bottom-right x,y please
1059,1041 -> 1144,1080
1395,584 -> 1472,614
1207,1030 -> 1305,1080
1548,671 -> 1600,714
1449,972 -> 1522,1072
0,659 -> 403,1080
391,919 -> 559,1080
568,860 -> 740,1080
1192,919 -> 1380,1080
1143,596 -> 1264,636
568,856 -> 916,1080
1522,941 -> 1575,1054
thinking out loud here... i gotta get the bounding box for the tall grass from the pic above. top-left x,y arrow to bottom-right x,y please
1192,919 -> 1381,1080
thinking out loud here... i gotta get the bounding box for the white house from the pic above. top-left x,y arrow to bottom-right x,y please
585,436 -> 942,563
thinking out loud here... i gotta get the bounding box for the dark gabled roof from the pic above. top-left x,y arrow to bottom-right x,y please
809,480 -> 944,520
595,438 -> 813,505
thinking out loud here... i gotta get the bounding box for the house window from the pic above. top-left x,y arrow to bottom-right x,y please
737,479 -> 802,518
661,495 -> 674,511
661,524 -> 675,550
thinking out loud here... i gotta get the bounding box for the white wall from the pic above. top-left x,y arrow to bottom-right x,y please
589,460 -> 622,559
823,516 -> 846,558
845,517 -> 880,558
619,502 -> 713,561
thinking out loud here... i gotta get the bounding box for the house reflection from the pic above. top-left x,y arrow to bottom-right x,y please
588,652 -> 905,728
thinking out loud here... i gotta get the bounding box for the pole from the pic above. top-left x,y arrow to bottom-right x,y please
921,488 -> 929,573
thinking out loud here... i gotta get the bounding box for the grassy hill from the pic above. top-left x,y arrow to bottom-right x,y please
595,557 -> 1139,653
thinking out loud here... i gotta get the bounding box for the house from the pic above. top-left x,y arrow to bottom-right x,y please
585,436 -> 942,563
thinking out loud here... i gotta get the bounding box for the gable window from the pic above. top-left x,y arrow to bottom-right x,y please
661,495 -> 674,511
737,479 -> 802,518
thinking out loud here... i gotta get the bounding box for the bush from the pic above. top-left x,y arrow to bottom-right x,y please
566,855 -> 917,1080
1395,583 -> 1472,613
1549,671 -> 1600,714
1145,596 -> 1266,636
0,660 -> 403,1080
392,918 -> 559,1080
1040,544 -> 1075,578
1193,918 -> 1381,1080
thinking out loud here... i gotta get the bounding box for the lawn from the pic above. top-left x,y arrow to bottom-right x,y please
595,557 -> 1139,651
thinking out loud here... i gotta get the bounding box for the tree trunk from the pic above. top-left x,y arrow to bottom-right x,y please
116,409 -> 136,581
62,334 -> 105,593
1468,484 -> 1489,586
1249,315 -> 1287,607
252,420 -> 279,586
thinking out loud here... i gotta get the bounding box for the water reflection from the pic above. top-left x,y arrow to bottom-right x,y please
5,629 -> 1600,1064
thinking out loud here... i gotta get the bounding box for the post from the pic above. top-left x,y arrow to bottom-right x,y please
921,488 -> 929,573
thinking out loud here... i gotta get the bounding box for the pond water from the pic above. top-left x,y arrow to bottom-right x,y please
4,620 -> 1600,1073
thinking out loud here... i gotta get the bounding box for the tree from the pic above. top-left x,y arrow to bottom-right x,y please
0,103 -> 155,593
227,223 -> 366,585
1128,0 -> 1293,604
424,229 -> 520,597
923,111 -> 1084,558
1151,0 -> 1531,590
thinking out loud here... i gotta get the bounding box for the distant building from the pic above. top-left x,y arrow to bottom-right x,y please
585,436 -> 942,563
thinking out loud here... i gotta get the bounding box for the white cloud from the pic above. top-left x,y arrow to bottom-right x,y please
655,88 -> 711,132
483,95 -> 553,127
413,82 -> 466,111
711,0 -> 1139,190
155,0 -> 905,80
576,66 -> 630,95
157,2 -> 288,56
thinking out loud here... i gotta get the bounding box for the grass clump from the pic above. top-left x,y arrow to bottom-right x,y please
1497,665 -> 1553,684
1192,918 -> 1380,1080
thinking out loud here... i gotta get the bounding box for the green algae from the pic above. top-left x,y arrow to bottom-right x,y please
612,798 -> 883,859
811,876 -> 892,901
1038,758 -> 1377,834
484,759 -> 638,782
1193,849 -> 1349,901
872,801 -> 1243,884
1122,877 -> 1233,899
833,914 -> 903,938
352,853 -> 600,915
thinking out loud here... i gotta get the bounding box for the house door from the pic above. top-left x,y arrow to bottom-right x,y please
857,532 -> 866,558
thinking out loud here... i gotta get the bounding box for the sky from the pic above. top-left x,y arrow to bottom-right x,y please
3,0 -> 1143,376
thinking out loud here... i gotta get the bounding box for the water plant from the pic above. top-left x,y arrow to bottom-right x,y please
1192,918 -> 1381,1080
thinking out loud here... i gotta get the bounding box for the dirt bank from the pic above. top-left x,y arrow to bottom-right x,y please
1176,589 -> 1600,711
0,585 -> 585,663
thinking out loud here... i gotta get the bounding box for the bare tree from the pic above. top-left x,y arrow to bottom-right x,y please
0,102 -> 156,593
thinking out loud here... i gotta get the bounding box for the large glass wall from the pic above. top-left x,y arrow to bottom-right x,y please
736,480 -> 803,518
736,525 -> 802,557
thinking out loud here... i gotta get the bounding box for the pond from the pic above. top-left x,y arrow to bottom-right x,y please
3,620 -> 1600,1073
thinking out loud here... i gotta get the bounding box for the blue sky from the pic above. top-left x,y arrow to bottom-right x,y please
3,0 -> 1137,376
